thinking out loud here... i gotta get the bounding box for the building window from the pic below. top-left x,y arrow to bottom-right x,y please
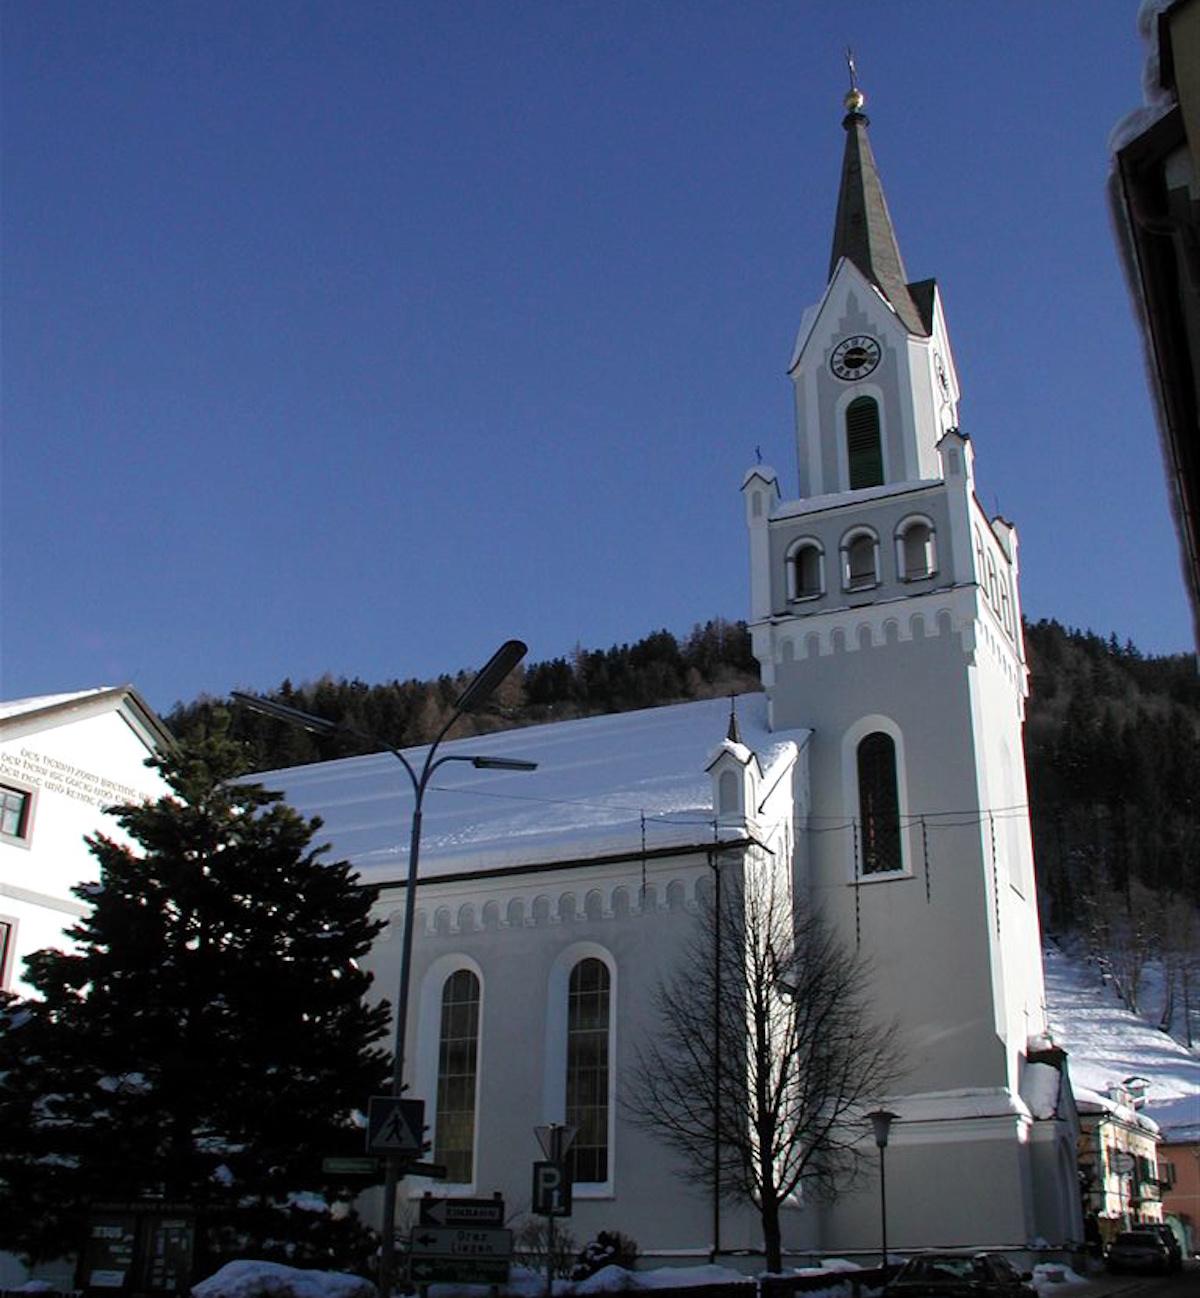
846,396 -> 884,489
897,518 -> 936,580
435,968 -> 480,1183
857,733 -> 902,874
0,785 -> 32,844
843,530 -> 878,590
788,540 -> 824,600
0,920 -> 13,990
567,958 -> 610,1184
718,769 -> 741,816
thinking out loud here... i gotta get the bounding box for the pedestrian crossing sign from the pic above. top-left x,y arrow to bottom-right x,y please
367,1096 -> 425,1155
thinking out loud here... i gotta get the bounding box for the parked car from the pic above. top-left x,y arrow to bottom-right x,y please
889,1252 -> 1035,1298
1141,1224 -> 1182,1271
1105,1229 -> 1174,1274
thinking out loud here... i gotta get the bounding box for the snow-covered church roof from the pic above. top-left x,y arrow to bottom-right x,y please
251,694 -> 809,886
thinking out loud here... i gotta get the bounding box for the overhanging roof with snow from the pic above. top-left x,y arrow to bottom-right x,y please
249,695 -> 809,889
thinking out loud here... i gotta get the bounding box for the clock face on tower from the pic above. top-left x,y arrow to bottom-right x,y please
830,334 -> 881,380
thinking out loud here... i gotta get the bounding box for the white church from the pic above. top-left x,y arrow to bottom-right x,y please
254,85 -> 1084,1264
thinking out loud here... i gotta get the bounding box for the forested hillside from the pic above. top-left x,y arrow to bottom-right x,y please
1022,621 -> 1199,1040
167,617 -> 1199,1037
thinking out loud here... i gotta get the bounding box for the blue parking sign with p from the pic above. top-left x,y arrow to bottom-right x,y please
532,1160 -> 571,1216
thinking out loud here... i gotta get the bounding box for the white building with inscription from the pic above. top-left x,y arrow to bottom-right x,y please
252,87 -> 1084,1263
0,687 -> 172,996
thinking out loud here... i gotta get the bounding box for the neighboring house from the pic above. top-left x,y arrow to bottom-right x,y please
1076,1080 -> 1165,1242
0,687 -> 172,996
1158,1136 -> 1200,1255
1111,0 -> 1200,649
254,82 -> 1083,1264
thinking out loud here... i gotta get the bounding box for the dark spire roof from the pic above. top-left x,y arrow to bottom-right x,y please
828,82 -> 928,336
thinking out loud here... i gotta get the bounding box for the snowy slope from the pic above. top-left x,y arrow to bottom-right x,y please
1043,943 -> 1200,1140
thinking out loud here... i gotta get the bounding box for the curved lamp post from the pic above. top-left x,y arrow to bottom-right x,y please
234,639 -> 535,1296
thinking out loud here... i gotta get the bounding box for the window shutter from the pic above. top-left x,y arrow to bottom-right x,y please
847,397 -> 883,489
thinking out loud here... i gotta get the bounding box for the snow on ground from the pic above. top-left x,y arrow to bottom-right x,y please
1043,944 -> 1200,1140
192,1261 -> 375,1298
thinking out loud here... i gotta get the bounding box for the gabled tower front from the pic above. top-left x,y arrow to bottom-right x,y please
743,82 -> 1082,1253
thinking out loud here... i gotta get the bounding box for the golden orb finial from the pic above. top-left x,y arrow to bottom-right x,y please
844,47 -> 865,114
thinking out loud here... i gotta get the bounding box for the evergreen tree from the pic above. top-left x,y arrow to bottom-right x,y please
0,717 -> 390,1274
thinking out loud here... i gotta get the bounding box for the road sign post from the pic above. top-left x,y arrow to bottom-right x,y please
533,1125 -> 576,1298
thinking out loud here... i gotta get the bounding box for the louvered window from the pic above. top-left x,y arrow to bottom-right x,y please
857,732 -> 902,874
846,397 -> 883,488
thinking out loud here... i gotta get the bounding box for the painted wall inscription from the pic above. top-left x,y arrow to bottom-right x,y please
0,747 -> 143,810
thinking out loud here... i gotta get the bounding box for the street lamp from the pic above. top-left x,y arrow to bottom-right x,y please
867,1109 -> 898,1281
233,639 -> 535,1296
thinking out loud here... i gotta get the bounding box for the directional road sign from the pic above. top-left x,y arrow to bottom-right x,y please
409,1226 -> 512,1259
366,1097 -> 424,1156
407,1224 -> 512,1287
408,1256 -> 509,1286
419,1195 -> 505,1227
321,1157 -> 380,1175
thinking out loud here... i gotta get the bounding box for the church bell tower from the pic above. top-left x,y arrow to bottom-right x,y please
742,73 -> 1081,1253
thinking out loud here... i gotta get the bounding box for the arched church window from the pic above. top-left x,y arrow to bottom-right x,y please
846,396 -> 884,489
857,733 -> 902,874
897,518 -> 936,580
842,529 -> 879,591
985,551 -> 1000,613
999,575 -> 1014,639
567,957 -> 610,1184
718,769 -> 740,815
435,968 -> 480,1183
787,539 -> 824,600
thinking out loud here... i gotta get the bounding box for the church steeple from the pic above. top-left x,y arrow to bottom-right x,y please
827,62 -> 927,336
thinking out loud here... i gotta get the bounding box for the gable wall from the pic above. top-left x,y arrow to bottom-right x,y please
0,705 -> 167,994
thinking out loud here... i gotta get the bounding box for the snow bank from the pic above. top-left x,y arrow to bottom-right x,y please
191,1261 -> 375,1298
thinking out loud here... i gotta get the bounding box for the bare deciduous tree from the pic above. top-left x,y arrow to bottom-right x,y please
625,861 -> 903,1272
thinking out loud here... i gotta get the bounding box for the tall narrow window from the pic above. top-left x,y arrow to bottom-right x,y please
846,397 -> 883,489
567,958 -> 610,1183
435,969 -> 480,1183
857,733 -> 902,874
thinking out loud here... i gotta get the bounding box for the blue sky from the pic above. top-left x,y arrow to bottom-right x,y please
3,1 -> 1193,714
